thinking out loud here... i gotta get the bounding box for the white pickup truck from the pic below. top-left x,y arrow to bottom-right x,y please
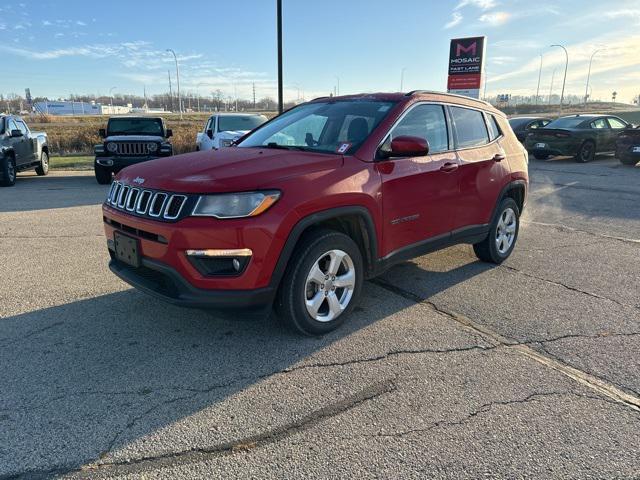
195,113 -> 268,151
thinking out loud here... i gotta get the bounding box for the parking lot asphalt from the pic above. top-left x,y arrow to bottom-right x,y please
1,156 -> 639,479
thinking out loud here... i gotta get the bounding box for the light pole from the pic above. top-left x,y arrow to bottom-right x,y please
196,82 -> 206,112
109,86 -> 117,112
550,44 -> 568,111
335,75 -> 340,96
166,48 -> 182,119
584,48 -> 602,105
400,67 -> 407,92
535,54 -> 543,106
277,0 -> 283,114
548,68 -> 557,105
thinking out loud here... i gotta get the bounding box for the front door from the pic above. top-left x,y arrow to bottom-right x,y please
377,103 -> 460,256
6,118 -> 30,166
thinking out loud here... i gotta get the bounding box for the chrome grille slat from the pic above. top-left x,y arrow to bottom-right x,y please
106,182 -> 188,221
115,142 -> 150,156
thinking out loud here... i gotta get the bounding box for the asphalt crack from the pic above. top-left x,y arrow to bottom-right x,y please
521,220 -> 640,245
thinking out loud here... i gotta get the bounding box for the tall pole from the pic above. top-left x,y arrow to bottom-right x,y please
548,69 -> 556,106
166,49 -> 182,119
550,44 -> 568,112
535,54 -> 543,106
584,49 -> 601,105
109,86 -> 117,113
277,0 -> 283,114
335,76 -> 340,96
400,67 -> 407,92
167,70 -> 174,112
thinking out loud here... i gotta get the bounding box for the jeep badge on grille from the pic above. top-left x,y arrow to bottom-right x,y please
133,177 -> 145,185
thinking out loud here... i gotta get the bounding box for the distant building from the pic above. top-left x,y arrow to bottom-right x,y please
33,101 -> 166,116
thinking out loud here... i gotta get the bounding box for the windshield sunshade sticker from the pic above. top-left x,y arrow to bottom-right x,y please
336,143 -> 352,154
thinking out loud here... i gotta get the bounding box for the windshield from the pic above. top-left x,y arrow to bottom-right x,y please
107,118 -> 164,136
218,115 -> 267,133
237,100 -> 396,155
545,117 -> 586,129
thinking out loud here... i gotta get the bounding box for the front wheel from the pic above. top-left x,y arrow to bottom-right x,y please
276,229 -> 363,335
35,151 -> 49,176
0,156 -> 16,187
94,164 -> 112,185
473,198 -> 520,264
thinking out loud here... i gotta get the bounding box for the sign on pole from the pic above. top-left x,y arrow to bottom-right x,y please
447,36 -> 486,99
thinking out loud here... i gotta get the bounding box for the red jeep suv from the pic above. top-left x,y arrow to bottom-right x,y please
103,91 -> 528,335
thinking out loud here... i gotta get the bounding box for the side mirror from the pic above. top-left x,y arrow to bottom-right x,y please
206,129 -> 213,139
387,135 -> 430,158
10,129 -> 23,138
98,128 -> 106,138
166,128 -> 173,138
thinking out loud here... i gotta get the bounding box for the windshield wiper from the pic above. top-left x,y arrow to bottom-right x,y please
263,142 -> 311,151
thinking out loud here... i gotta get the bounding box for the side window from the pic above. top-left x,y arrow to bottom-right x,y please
540,120 -> 551,127
386,104 -> 449,154
590,119 -> 608,129
608,117 -> 627,129
205,118 -> 213,132
486,114 -> 501,141
450,106 -> 489,148
6,119 -> 18,134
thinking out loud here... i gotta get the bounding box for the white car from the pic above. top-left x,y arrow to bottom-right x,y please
196,113 -> 268,150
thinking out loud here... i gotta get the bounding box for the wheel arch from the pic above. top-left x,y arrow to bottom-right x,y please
269,206 -> 379,291
491,180 -> 527,224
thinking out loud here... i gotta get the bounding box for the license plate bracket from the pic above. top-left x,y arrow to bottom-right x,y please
632,146 -> 640,153
535,143 -> 547,149
114,232 -> 141,268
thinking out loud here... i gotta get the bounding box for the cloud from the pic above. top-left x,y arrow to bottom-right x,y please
42,20 -> 52,26
606,8 -> 640,25
444,12 -> 463,29
76,20 -> 87,26
479,11 -> 511,25
455,0 -> 496,10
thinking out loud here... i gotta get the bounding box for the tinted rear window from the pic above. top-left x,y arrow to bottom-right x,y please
508,118 -> 531,130
545,117 -> 586,129
218,115 -> 267,132
450,107 -> 489,148
108,118 -> 164,136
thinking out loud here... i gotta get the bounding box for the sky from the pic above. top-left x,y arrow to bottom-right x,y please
1,0 -> 639,104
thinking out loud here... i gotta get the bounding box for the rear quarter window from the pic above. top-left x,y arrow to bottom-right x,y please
450,106 -> 489,149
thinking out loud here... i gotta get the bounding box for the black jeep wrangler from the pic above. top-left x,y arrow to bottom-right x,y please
94,117 -> 173,184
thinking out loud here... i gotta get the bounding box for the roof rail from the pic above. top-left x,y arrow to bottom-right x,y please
405,90 -> 493,107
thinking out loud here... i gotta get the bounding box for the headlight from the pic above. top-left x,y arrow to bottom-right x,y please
220,139 -> 234,147
106,142 -> 117,153
192,191 -> 280,219
148,142 -> 158,153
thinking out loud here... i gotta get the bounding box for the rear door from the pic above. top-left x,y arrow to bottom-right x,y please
377,103 -> 460,256
589,118 -> 610,152
449,106 -> 510,231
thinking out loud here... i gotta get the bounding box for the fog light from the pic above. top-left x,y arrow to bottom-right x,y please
185,249 -> 252,276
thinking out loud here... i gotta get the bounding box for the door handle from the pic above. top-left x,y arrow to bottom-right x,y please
493,153 -> 505,162
440,162 -> 459,173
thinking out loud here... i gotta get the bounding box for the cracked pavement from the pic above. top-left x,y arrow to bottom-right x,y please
1,155 -> 639,479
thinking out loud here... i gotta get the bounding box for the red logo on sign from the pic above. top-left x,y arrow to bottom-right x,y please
456,42 -> 477,57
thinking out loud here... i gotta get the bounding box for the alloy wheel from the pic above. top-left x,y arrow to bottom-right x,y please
304,249 -> 356,322
495,207 -> 517,254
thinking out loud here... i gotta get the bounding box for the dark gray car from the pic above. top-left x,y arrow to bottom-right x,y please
0,115 -> 49,187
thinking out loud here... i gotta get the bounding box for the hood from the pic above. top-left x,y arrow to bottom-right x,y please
105,135 -> 165,142
217,130 -> 250,139
116,147 -> 343,193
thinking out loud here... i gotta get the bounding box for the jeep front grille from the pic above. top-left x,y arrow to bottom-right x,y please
106,181 -> 189,222
116,142 -> 151,156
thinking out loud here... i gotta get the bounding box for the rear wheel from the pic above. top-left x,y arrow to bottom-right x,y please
276,229 -> 363,336
473,198 -> 520,264
95,164 -> 112,184
575,141 -> 595,163
35,151 -> 49,176
0,155 -> 16,187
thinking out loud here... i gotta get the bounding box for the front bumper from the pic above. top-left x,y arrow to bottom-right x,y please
108,253 -> 275,311
95,155 -> 161,170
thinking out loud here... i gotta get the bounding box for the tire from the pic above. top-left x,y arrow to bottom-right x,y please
619,156 -> 638,166
35,150 -> 49,176
533,154 -> 549,160
276,229 -> 364,336
95,164 -> 112,185
473,197 -> 520,264
575,141 -> 595,163
0,155 -> 16,187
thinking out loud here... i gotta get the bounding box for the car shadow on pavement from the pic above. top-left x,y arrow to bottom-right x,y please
0,173 -> 107,213
0,254 -> 490,477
